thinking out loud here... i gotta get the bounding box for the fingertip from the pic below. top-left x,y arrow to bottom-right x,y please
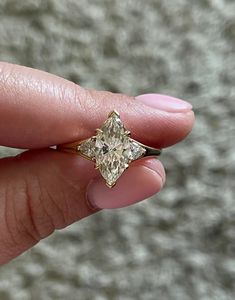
155,109 -> 195,149
140,158 -> 166,186
179,110 -> 195,141
86,159 -> 165,209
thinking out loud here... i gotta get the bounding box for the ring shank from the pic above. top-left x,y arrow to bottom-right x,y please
56,141 -> 80,154
144,146 -> 162,157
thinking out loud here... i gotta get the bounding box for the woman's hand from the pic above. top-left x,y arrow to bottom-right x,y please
0,62 -> 194,264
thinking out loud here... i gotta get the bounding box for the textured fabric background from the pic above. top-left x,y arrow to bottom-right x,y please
0,1 -> 234,299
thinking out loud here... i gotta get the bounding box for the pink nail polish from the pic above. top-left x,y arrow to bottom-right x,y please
135,94 -> 192,113
86,160 -> 164,209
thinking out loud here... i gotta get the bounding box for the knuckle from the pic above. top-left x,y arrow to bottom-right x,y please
72,83 -> 98,121
1,180 -> 39,253
2,173 -> 55,248
22,174 -> 56,239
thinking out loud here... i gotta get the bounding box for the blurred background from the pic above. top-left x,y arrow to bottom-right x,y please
0,0 -> 234,299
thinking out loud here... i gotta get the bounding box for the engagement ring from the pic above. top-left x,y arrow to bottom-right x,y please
57,111 -> 162,187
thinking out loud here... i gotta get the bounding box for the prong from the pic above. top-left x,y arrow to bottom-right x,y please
124,163 -> 129,169
125,130 -> 131,136
106,181 -> 116,188
96,128 -> 103,134
95,164 -> 99,169
108,110 -> 120,118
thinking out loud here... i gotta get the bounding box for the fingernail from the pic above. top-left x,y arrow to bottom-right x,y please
135,93 -> 192,113
86,159 -> 165,209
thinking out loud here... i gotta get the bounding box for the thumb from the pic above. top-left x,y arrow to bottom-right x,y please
0,149 -> 164,265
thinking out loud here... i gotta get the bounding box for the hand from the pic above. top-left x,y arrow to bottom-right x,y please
0,62 -> 194,264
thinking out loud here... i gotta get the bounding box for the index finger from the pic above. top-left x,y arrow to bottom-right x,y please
0,62 -> 194,149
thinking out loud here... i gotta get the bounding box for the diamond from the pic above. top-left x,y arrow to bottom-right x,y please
128,139 -> 146,160
78,137 -> 96,160
78,111 -> 146,187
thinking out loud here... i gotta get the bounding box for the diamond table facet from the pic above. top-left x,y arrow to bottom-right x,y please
78,111 -> 146,187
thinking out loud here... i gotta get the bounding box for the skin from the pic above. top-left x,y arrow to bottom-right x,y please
0,62 -> 195,265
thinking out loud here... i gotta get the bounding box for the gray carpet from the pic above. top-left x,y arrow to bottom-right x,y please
0,0 -> 234,299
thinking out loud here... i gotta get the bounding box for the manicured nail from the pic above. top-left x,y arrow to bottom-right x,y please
135,93 -> 192,113
86,159 -> 165,209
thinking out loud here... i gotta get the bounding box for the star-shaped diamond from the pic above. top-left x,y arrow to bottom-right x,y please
78,111 -> 146,187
